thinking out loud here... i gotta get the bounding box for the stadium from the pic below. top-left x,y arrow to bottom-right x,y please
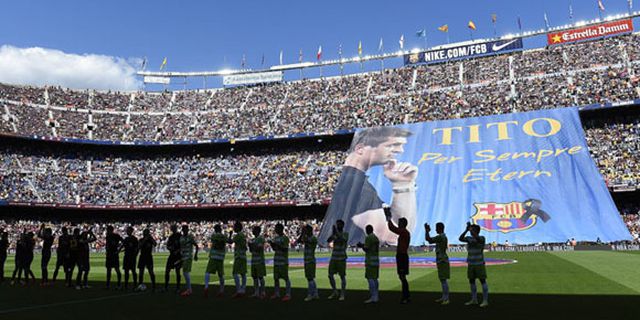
1,1 -> 640,319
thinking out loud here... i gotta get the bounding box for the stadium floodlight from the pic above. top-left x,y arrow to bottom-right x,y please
410,48 -> 421,54
576,20 -> 587,27
504,33 -> 514,39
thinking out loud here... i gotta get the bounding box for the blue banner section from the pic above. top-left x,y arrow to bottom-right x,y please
404,38 -> 523,65
322,107 -> 631,246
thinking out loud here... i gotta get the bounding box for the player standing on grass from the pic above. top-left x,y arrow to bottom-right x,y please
269,223 -> 291,301
296,224 -> 319,301
137,228 -> 157,292
204,224 -> 226,298
23,231 -> 37,285
228,221 -> 248,298
179,224 -> 198,297
37,224 -> 54,286
459,223 -> 489,308
249,226 -> 266,299
425,222 -> 450,305
327,220 -> 348,301
66,228 -> 81,288
0,230 -> 8,284
358,225 -> 380,304
52,227 -> 70,285
105,225 -> 123,290
122,226 -> 139,290
10,231 -> 26,285
386,208 -> 411,304
76,228 -> 96,289
164,224 -> 182,293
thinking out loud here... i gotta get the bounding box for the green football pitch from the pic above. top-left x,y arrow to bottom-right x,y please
1,251 -> 639,320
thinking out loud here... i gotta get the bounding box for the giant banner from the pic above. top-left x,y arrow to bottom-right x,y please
404,38 -> 523,66
547,19 -> 633,45
319,107 -> 631,245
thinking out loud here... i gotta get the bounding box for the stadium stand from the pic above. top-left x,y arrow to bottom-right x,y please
1,34 -> 640,143
584,116 -> 640,189
0,117 -> 637,205
0,30 -> 638,247
0,143 -> 345,205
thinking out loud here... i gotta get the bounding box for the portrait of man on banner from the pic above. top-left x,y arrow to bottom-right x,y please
319,127 -> 418,245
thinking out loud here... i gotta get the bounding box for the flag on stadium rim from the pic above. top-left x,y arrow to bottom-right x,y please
569,3 -> 574,20
416,29 -> 426,38
261,53 -> 265,66
159,57 -> 167,71
279,50 -> 283,65
141,56 -> 147,71
468,20 -> 476,30
544,12 -> 550,29
358,41 -> 363,56
398,34 -> 404,49
241,54 -> 246,68
629,0 -> 634,13
298,49 -> 303,62
338,43 -> 343,58
491,13 -> 498,37
517,16 -> 523,31
378,38 -> 383,52
438,24 -> 449,32
316,46 -> 322,61
598,0 -> 606,11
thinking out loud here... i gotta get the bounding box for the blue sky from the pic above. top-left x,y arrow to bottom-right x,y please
0,0 -> 635,90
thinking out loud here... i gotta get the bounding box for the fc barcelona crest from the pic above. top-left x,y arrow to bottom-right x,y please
409,53 -> 420,64
471,199 -> 551,233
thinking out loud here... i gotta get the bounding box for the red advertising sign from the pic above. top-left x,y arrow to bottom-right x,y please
547,19 -> 633,45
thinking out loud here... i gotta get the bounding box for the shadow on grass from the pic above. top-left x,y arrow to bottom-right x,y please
0,280 -> 638,320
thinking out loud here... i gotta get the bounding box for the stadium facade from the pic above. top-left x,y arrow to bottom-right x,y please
1,14 -> 639,243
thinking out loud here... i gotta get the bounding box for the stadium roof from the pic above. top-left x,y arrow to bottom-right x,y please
138,12 -> 640,79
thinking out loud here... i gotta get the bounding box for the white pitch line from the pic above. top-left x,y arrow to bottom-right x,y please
0,292 -> 144,315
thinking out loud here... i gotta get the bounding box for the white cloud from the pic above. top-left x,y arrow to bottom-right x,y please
0,45 -> 142,91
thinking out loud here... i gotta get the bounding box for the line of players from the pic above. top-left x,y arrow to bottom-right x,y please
0,220 -> 489,306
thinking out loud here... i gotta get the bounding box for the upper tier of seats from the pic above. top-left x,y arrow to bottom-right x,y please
1,34 -> 639,143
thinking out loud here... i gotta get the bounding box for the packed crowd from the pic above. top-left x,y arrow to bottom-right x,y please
620,207 -> 640,243
1,34 -> 640,142
584,116 -> 640,187
0,144 -> 344,205
1,113 -> 638,206
0,218 -> 322,253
